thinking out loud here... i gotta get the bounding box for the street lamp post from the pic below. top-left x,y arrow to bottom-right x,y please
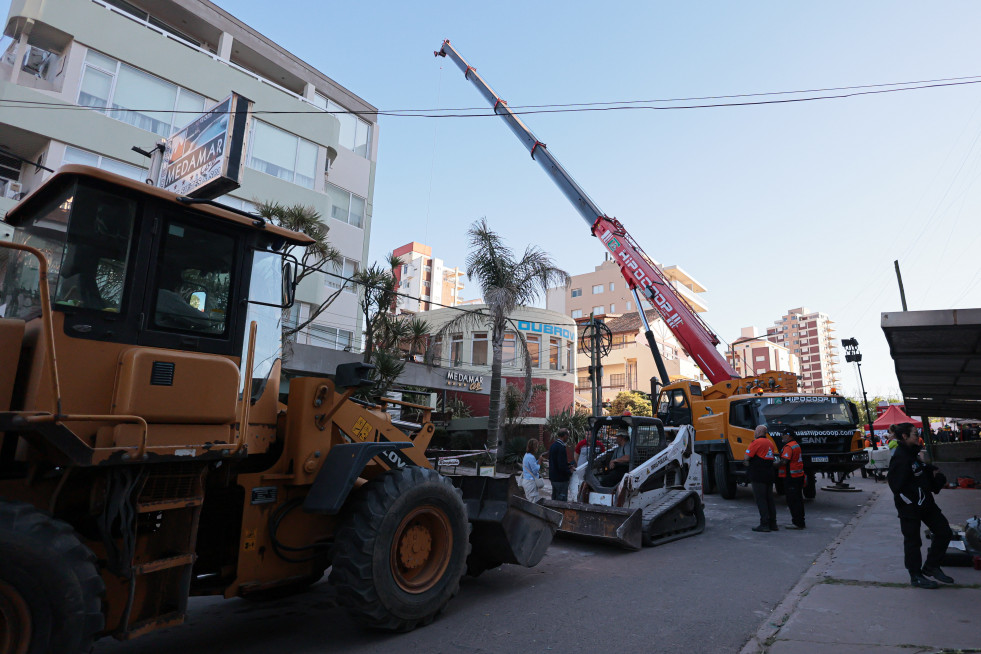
842,338 -> 875,445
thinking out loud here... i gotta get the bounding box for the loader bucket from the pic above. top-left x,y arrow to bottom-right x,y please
539,499 -> 643,551
451,476 -> 563,576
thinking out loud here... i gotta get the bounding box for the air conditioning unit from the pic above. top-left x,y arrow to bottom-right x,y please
3,182 -> 22,200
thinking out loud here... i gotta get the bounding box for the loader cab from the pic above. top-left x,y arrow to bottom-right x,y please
656,385 -> 693,427
584,416 -> 667,492
0,166 -> 308,435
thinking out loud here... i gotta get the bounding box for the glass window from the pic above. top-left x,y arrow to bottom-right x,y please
592,284 -> 603,294
78,65 -> 113,110
112,64 -> 178,136
172,88 -> 206,134
248,120 -> 318,189
241,250 -> 284,398
63,146 -> 147,181
151,221 -> 234,335
526,334 -> 540,368
295,139 -> 318,189
325,257 -> 359,291
326,183 -> 366,228
592,306 -> 603,315
567,342 -> 574,371
610,303 -> 615,313
502,331 -> 517,367
327,99 -> 371,158
355,120 -> 370,157
609,282 -> 615,291
571,288 -> 582,298
54,186 -> 136,313
450,333 -> 463,366
549,337 -> 560,370
472,332 -> 488,366
571,309 -> 582,319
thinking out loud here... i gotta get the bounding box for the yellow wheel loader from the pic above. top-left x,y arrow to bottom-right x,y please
0,166 -> 559,653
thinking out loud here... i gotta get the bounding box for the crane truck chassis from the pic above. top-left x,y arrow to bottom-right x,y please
435,40 -> 867,498
0,167 -> 561,653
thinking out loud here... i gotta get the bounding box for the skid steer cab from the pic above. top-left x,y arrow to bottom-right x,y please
0,166 -> 560,654
542,416 -> 705,550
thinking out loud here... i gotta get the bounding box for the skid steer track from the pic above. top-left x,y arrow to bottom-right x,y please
640,489 -> 705,547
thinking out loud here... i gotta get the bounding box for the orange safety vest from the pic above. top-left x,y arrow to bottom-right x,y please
778,441 -> 805,478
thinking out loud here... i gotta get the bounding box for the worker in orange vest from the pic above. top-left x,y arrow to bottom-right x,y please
777,428 -> 806,529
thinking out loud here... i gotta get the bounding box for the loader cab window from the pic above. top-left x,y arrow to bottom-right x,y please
0,184 -> 73,320
53,187 -> 136,313
150,220 -> 234,336
240,249 -> 285,400
657,389 -> 691,426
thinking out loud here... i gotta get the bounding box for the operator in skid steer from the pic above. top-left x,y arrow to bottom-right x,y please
599,428 -> 633,487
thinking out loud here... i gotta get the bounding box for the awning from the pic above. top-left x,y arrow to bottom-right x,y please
881,308 -> 981,419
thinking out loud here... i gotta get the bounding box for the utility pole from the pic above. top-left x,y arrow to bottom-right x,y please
842,338 -> 875,444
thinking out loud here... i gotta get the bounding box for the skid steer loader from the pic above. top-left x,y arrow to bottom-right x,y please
542,416 -> 705,550
0,166 -> 560,654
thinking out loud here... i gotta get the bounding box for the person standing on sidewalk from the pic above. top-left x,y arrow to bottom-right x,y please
521,439 -> 546,503
548,429 -> 574,501
746,425 -> 778,532
887,422 -> 955,589
777,428 -> 806,529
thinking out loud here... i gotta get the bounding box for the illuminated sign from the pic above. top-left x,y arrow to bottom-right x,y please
446,371 -> 484,392
158,92 -> 253,199
516,320 -> 574,341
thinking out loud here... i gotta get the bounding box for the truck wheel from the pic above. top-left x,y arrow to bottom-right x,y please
0,501 -> 104,654
803,473 -> 817,499
701,454 -> 716,494
329,467 -> 470,632
714,454 -> 737,499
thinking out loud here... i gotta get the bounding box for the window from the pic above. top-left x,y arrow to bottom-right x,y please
326,99 -> 372,157
62,146 -> 146,181
309,324 -> 354,350
592,306 -> 604,315
571,309 -> 583,319
549,337 -> 560,370
151,221 -> 234,336
610,303 -> 615,313
326,183 -> 365,228
502,331 -> 517,367
571,288 -> 582,298
78,50 -> 206,137
527,334 -> 541,368
609,282 -> 615,292
626,300 -> 632,311
248,120 -> 318,189
592,284 -> 603,294
53,185 -> 136,314
450,333 -> 463,366
472,332 -> 488,366
568,343 -> 574,371
755,355 -> 765,362
325,257 -> 359,291
423,280 -> 431,288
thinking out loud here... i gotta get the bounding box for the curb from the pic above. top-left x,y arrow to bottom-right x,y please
739,488 -> 883,654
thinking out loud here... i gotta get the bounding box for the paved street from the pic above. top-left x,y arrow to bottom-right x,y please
95,478 -> 879,654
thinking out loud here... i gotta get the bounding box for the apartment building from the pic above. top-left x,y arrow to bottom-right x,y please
0,0 -> 376,351
727,326 -> 800,378
392,241 -> 465,314
765,307 -> 840,393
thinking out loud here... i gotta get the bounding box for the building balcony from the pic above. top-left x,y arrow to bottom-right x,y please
670,280 -> 708,313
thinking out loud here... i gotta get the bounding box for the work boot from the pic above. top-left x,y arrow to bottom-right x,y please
922,566 -> 954,584
785,524 -> 805,530
769,524 -> 779,531
909,573 -> 939,589
752,525 -> 771,533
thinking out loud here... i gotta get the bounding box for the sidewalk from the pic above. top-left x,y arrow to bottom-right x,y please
742,482 -> 981,654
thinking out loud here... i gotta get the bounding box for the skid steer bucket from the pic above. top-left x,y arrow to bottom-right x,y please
451,476 -> 563,576
540,499 -> 643,551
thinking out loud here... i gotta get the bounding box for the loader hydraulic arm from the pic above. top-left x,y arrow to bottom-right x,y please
435,40 -> 739,384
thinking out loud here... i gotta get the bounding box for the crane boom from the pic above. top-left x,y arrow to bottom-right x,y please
436,40 -> 739,384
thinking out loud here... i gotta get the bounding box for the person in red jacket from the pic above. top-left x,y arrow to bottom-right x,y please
778,428 -> 806,529
745,425 -> 778,532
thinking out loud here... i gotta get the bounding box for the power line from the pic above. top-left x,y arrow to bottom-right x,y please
3,75 -> 981,118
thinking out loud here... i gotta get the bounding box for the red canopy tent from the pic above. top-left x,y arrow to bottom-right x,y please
865,405 -> 921,435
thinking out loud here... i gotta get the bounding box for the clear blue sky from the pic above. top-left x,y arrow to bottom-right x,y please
48,1 -> 981,399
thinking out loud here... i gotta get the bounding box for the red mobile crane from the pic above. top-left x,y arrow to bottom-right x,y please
436,41 -> 868,498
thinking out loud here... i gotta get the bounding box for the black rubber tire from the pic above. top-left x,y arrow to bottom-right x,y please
0,500 -> 104,654
701,454 -> 716,494
803,473 -> 817,499
714,453 -> 737,499
328,467 -> 471,632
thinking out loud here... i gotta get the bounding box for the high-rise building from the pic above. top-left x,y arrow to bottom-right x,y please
765,307 -> 839,393
727,326 -> 800,378
0,0 -> 376,353
392,242 -> 465,313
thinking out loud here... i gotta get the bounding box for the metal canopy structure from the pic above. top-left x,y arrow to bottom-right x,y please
881,308 -> 981,418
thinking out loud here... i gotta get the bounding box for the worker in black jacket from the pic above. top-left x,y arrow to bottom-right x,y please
886,422 -> 954,589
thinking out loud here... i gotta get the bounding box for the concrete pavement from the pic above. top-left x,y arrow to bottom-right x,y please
741,481 -> 981,654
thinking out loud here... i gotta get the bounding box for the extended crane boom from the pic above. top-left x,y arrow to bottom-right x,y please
436,40 -> 739,384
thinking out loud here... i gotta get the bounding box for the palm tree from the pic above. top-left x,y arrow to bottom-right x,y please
403,317 -> 431,362
431,218 -> 569,460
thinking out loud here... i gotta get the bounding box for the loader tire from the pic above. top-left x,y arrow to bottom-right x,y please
329,467 -> 471,632
714,454 -> 737,499
0,500 -> 104,654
